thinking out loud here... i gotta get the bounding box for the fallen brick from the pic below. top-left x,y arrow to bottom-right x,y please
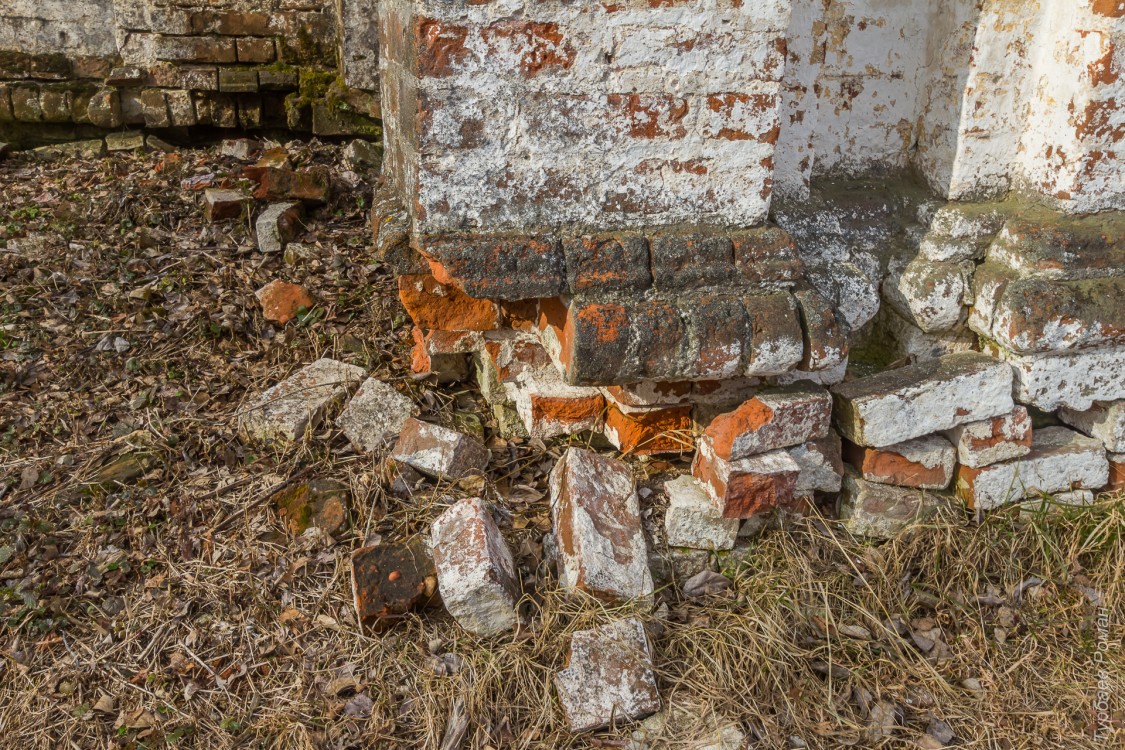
256,280 -> 313,324
255,201 -> 303,253
336,379 -> 419,453
554,618 -> 661,733
219,137 -> 259,160
398,274 -> 501,332
248,166 -> 330,203
549,447 -> 653,603
986,342 -> 1125,412
431,498 -> 521,637
603,402 -> 694,455
1058,400 -> 1125,453
701,384 -> 832,462
832,352 -> 1014,448
239,358 -> 367,444
838,473 -> 948,539
351,538 -> 438,626
663,475 -> 739,550
789,433 -> 844,495
390,418 -> 489,481
203,188 -> 250,222
956,427 -> 1110,510
105,131 -> 146,152
844,434 -> 955,490
274,478 -> 349,536
943,406 -> 1032,469
692,441 -> 800,519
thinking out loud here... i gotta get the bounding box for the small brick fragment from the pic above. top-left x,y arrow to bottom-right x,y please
701,384 -> 832,462
431,498 -> 521,637
789,433 -> 844,495
398,274 -> 501,331
692,441 -> 800,519
844,434 -> 955,490
410,327 -> 481,382
390,418 -> 490,481
239,358 -> 367,445
554,618 -> 661,733
604,402 -> 694,455
203,188 -> 250,222
256,202 -> 303,253
1108,454 -> 1125,492
663,475 -> 739,550
351,538 -> 438,627
247,166 -> 330,203
956,427 -> 1110,510
256,280 -> 314,324
838,474 -> 947,539
832,352 -> 1014,448
549,448 -> 653,603
943,406 -> 1032,469
337,379 -> 419,453
1058,400 -> 1125,453
274,479 -> 349,536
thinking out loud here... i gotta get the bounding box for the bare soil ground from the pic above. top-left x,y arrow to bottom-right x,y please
0,143 -> 1122,749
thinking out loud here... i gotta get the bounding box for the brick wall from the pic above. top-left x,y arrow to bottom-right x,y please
0,0 -> 381,137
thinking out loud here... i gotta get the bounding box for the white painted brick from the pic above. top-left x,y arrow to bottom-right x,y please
663,475 -> 739,551
832,352 -> 1014,448
337,379 -> 419,454
956,427 -> 1110,510
239,358 -> 367,444
838,474 -> 948,539
989,343 -> 1125,412
1058,401 -> 1125,453
431,498 -> 521,637
943,406 -> 1032,469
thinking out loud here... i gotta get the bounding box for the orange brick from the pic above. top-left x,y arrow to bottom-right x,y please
398,274 -> 501,331
603,403 -> 693,455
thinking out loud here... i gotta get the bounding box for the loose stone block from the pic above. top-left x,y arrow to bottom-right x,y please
663,475 -> 739,551
239,358 -> 367,444
351,538 -> 438,626
838,474 -> 948,539
701,384 -> 832,461
1058,401 -> 1125,453
832,352 -> 1014,448
337,379 -> 419,454
604,402 -> 694,455
203,188 -> 250,222
844,434 -> 956,490
105,131 -> 146,152
554,619 -> 661,733
390,418 -> 491,481
692,441 -> 801,519
988,343 -> 1125,412
256,202 -> 303,253
789,433 -> 844,495
882,257 -> 972,333
943,406 -> 1032,469
549,448 -> 653,603
956,427 -> 1110,510
431,498 -> 521,637
398,274 -> 501,332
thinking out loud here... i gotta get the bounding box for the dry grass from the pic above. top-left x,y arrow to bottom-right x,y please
1,143 -> 1123,749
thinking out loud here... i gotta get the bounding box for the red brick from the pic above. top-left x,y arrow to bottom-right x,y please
843,435 -> 956,490
563,234 -> 652,293
417,234 -> 565,300
603,403 -> 694,455
398,274 -> 501,331
703,385 -> 832,461
246,166 -> 330,203
351,538 -> 438,627
607,93 -> 689,139
692,442 -> 800,519
731,227 -> 804,285
256,280 -> 314,325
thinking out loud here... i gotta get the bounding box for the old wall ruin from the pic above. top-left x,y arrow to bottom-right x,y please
2,0 -> 1124,511
0,0 -> 382,142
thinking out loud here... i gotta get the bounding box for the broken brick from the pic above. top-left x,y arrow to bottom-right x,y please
692,440 -> 800,519
351,538 -> 439,626
839,473 -> 948,539
943,406 -> 1032,469
603,402 -> 694,455
398,274 -> 501,331
701,384 -> 832,462
239,358 -> 367,445
390,418 -> 490,480
256,280 -> 313,325
336,378 -> 419,453
844,434 -> 956,490
203,187 -> 250,222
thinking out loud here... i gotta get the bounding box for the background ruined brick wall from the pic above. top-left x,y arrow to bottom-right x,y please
0,0 -> 382,139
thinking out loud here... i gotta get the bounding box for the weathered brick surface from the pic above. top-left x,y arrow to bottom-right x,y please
554,618 -> 661,733
700,385 -> 832,462
549,448 -> 653,603
1058,400 -> 1125,453
337,378 -> 419,453
239,358 -> 367,445
943,407 -> 1032,469
603,402 -> 694,455
663,475 -> 739,551
351,538 -> 439,626
418,234 -> 566,300
832,352 -> 1014,448
398,274 -> 501,331
431,498 -> 521,637
789,433 -> 845,495
839,474 -> 948,539
844,434 -> 956,490
986,341 -> 1125,412
956,427 -> 1110,510
693,440 -> 800,519
390,418 -> 490,480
